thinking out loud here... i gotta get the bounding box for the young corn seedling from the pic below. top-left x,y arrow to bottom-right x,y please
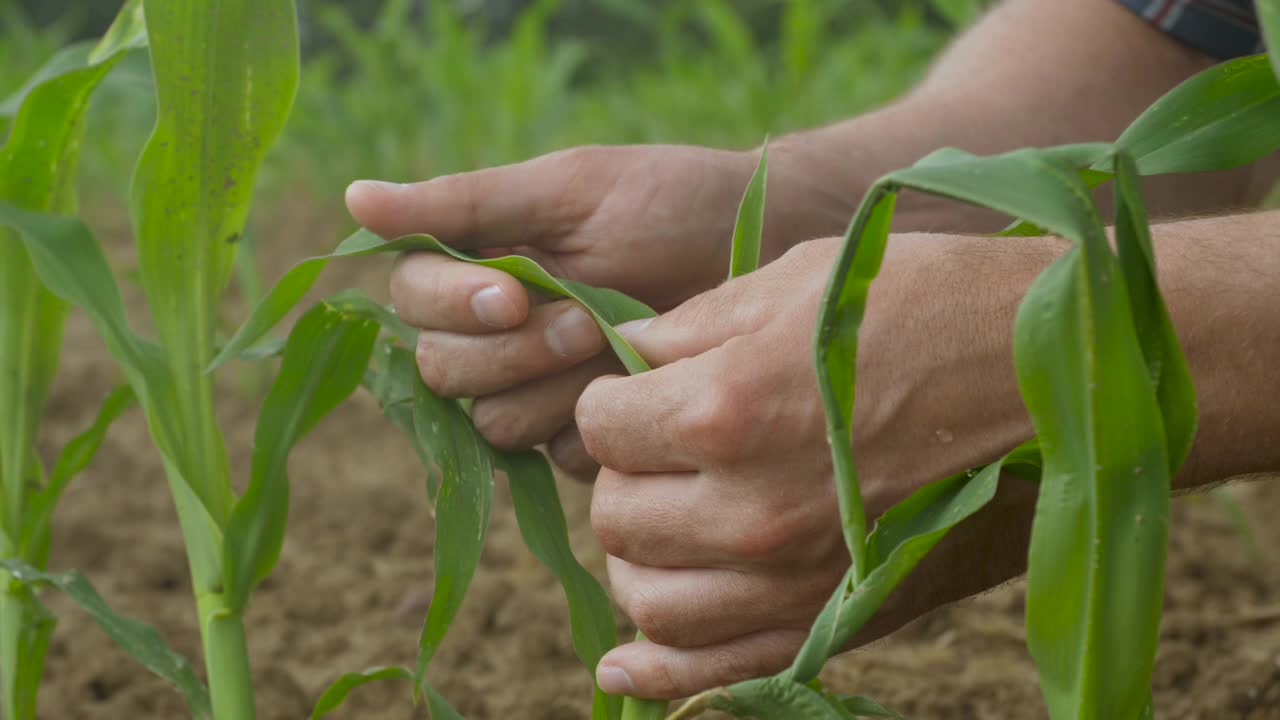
0,1 -> 386,718
211,137 -> 771,719
0,4 -> 145,719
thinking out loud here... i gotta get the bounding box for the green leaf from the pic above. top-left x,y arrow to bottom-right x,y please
833,695 -> 906,719
997,169 -> 1114,237
1114,54 -> 1280,175
131,0 -> 300,521
324,289 -> 418,348
19,385 -> 135,563
410,376 -> 494,689
0,0 -> 143,541
728,141 -> 768,279
711,676 -> 853,719
310,666 -> 412,719
88,0 -> 148,64
213,230 -> 656,373
3,210 -> 210,567
787,461 -> 1003,682
812,188 -> 896,578
363,345 -> 439,502
222,300 -> 379,611
0,206 -> 199,528
500,449 -> 621,720
1015,210 -> 1170,717
0,561 -> 211,720
1264,4 -> 1280,80
424,683 -> 465,720
1110,151 -> 1197,471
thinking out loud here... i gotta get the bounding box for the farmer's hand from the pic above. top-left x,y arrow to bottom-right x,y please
351,145 -> 785,477
579,235 -> 1054,699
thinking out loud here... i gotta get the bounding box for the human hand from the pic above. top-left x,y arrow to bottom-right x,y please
579,234 -> 1057,698
350,145 -> 768,477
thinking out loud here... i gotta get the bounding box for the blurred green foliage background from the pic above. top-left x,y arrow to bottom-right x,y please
1,0 -> 977,216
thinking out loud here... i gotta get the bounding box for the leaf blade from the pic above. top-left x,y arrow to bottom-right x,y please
728,142 -> 769,279
501,449 -> 621,719
222,300 -> 379,611
0,561 -> 211,720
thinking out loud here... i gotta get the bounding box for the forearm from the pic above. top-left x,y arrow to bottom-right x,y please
1156,211 -> 1280,488
765,0 -> 1275,251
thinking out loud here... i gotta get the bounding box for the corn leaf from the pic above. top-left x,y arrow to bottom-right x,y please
222,300 -> 379,611
728,142 -> 768,279
833,695 -> 906,719
1114,54 -> 1280,175
18,385 -> 135,564
1110,152 -> 1197,470
500,449 -> 621,720
710,676 -> 854,719
0,561 -> 211,720
324,289 -> 418,347
363,345 -> 439,502
212,230 -> 656,373
409,375 -> 494,689
131,0 -> 300,522
0,0 -> 143,544
1264,4 -> 1280,80
310,666 -> 412,719
424,683 -> 466,720
787,460 -> 1003,682
1014,203 -> 1170,719
810,146 -> 1175,719
0,206 -> 224,594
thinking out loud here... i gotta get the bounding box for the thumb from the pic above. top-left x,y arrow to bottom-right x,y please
615,275 -> 764,368
344,151 -> 589,248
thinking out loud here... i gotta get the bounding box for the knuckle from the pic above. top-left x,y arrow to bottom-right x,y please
676,378 -> 750,464
619,588 -> 677,646
722,504 -> 805,562
549,434 -> 598,480
575,384 -> 610,460
589,492 -> 627,559
415,338 -> 459,397
470,399 -> 530,450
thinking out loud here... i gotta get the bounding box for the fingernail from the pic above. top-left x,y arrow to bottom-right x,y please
471,285 -> 519,328
350,179 -> 408,192
596,665 -> 635,695
615,318 -> 652,339
546,306 -> 602,357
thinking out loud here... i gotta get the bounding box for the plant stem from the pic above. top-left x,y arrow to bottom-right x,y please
197,593 -> 255,720
619,631 -> 669,720
0,588 -> 27,720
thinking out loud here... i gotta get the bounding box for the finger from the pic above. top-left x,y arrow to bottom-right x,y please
595,629 -> 808,700
471,354 -> 622,450
577,348 -> 749,472
416,299 -> 607,398
590,469 -> 844,569
613,259 -> 777,368
604,556 -> 839,649
391,252 -> 529,332
547,425 -> 599,481
345,151 -> 588,248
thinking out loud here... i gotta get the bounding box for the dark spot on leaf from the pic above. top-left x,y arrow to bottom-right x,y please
225,233 -> 241,245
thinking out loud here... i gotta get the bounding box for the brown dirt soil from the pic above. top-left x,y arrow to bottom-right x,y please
27,198 -> 1280,720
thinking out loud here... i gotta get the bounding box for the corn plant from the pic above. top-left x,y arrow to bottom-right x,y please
0,1 -> 393,719
0,4 -> 147,718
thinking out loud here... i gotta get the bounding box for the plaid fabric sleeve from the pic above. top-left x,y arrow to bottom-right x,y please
1114,0 -> 1263,59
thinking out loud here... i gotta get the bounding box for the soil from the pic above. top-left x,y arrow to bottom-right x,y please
27,198 -> 1280,720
